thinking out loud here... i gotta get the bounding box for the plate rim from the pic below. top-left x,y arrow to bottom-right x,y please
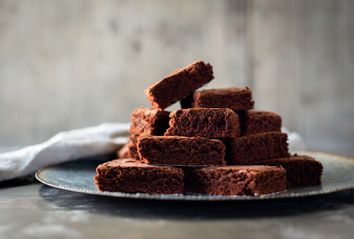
35,151 -> 354,201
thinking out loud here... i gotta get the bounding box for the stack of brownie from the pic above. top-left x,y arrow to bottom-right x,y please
95,61 -> 323,196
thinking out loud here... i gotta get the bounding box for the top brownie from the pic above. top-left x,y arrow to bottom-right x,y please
181,87 -> 254,111
145,61 -> 214,109
165,108 -> 240,139
130,108 -> 170,135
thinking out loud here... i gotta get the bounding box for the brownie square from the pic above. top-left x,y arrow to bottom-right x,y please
130,108 -> 170,135
117,143 -> 129,159
230,132 -> 290,164
137,135 -> 226,166
258,155 -> 323,188
127,134 -> 139,158
184,165 -> 287,195
94,158 -> 184,194
145,61 -> 214,109
239,110 -> 282,136
181,87 -> 254,111
117,134 -> 139,159
165,108 -> 240,139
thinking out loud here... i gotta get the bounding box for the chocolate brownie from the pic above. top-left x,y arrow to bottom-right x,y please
230,132 -> 289,164
258,155 -> 323,188
184,165 -> 286,195
145,61 -> 214,109
239,110 -> 282,136
137,135 -> 226,166
130,108 -> 170,135
117,143 -> 130,159
180,87 -> 254,111
94,158 -> 184,194
126,141 -> 138,159
165,108 -> 240,139
117,135 -> 139,159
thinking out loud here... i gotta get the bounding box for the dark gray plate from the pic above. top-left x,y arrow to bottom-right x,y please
35,152 -> 354,201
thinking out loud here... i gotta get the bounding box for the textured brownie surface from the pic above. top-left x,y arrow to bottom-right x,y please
259,155 -> 323,188
184,165 -> 286,195
180,87 -> 254,111
130,108 -> 170,135
165,108 -> 240,139
94,158 -> 184,194
239,110 -> 282,136
137,135 -> 226,166
230,132 -> 290,164
145,61 -> 214,109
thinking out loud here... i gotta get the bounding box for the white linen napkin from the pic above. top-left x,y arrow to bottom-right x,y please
282,128 -> 306,153
0,124 -> 305,182
0,123 -> 130,182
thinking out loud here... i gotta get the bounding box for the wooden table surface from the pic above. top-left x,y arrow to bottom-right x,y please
1,148 -> 354,239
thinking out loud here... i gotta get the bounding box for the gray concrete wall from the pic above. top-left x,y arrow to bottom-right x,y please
0,0 -> 353,155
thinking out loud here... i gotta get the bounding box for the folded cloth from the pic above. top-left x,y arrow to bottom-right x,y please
282,128 -> 306,153
0,124 -> 305,183
0,123 -> 130,182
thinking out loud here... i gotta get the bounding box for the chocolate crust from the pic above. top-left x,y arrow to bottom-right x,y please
130,108 -> 170,135
165,108 -> 240,139
145,61 -> 214,109
230,132 -> 290,164
184,165 -> 287,195
258,155 -> 323,188
137,135 -> 226,166
94,158 -> 184,194
181,87 -> 254,111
